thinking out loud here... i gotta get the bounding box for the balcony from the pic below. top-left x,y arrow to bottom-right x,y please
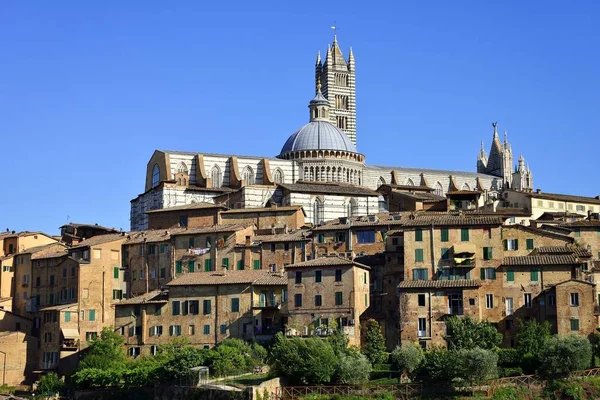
254,325 -> 284,337
62,339 -> 79,351
253,299 -> 281,309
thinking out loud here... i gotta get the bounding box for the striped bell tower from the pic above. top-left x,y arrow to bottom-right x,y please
315,35 -> 357,146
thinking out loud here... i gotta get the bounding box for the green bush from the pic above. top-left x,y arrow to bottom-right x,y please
36,372 -> 64,396
453,348 -> 498,384
336,353 -> 372,384
496,348 -> 521,366
538,335 -> 592,380
445,316 -> 502,351
422,346 -> 453,382
497,367 -> 523,378
389,342 -> 424,376
491,386 -> 535,400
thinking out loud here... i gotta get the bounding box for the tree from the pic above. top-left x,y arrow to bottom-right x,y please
422,346 -> 453,382
336,353 -> 372,384
156,338 -> 208,382
363,319 -> 388,365
36,372 -> 64,396
515,319 -> 552,357
453,348 -> 498,384
445,316 -> 502,350
390,342 -> 424,378
78,327 -> 127,370
269,333 -> 338,384
538,335 -> 592,380
327,331 -> 350,357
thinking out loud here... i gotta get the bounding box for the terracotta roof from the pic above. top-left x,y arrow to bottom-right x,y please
39,303 -> 78,312
446,190 -> 482,196
395,192 -> 446,203
146,202 -> 227,214
535,246 -> 592,258
536,212 -> 586,220
504,224 -> 574,242
400,215 -> 504,227
19,243 -> 66,257
167,270 -> 286,286
31,244 -> 69,260
171,224 -> 252,236
398,279 -> 481,289
221,206 -> 303,214
116,290 -> 168,305
253,231 -> 310,243
59,223 -> 118,232
539,224 -> 574,235
70,233 -> 127,249
285,256 -> 371,270
278,182 -> 380,196
124,229 -> 184,244
502,254 -> 582,266
560,220 -> 600,228
312,214 -> 406,231
528,191 -> 600,205
466,209 -> 532,217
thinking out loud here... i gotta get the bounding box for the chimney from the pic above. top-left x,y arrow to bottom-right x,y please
536,189 -> 542,194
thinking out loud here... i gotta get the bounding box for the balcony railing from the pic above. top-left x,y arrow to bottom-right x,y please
62,339 -> 79,350
253,299 -> 281,309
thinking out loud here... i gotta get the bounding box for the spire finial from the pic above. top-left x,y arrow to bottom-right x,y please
504,129 -> 508,143
317,76 -> 322,92
492,121 -> 498,134
480,140 -> 484,151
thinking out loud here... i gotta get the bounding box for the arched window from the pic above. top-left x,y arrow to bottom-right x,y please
243,166 -> 255,185
177,162 -> 189,174
435,182 -> 444,196
313,198 -> 324,225
152,164 -> 160,187
406,178 -> 415,186
273,168 -> 284,184
347,198 -> 358,217
211,165 -> 222,188
462,183 -> 471,191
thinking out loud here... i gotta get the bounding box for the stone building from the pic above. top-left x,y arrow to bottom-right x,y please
146,203 -> 225,230
129,36 -> 522,231
59,223 -> 118,246
0,331 -> 38,386
501,190 -> 600,223
284,256 -> 370,346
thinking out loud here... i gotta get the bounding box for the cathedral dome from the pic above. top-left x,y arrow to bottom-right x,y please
280,121 -> 357,154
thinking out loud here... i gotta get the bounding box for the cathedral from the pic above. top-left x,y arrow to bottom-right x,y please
130,36 -> 533,231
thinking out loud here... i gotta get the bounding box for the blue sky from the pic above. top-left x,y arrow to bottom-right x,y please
1,1 -> 599,235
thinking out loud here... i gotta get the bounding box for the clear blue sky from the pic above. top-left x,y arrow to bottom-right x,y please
1,1 -> 599,235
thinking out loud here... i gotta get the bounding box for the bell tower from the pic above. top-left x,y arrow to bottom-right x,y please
316,35 -> 357,146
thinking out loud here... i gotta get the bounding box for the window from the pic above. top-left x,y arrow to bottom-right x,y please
182,301 -> 189,316
242,166 -> 255,185
335,269 -> 342,282
483,247 -> 493,260
179,216 -> 188,228
172,301 -> 181,316
112,290 -> 123,300
253,260 -> 260,270
530,270 -> 539,282
220,324 -> 227,334
188,237 -> 195,248
150,325 -> 163,337
440,228 -> 449,242
486,294 -> 494,309
570,293 -> 579,306
160,268 -> 166,278
204,259 -> 211,271
315,270 -> 322,283
203,299 -> 212,314
86,332 -> 97,341
294,294 -> 303,307
315,295 -> 322,306
418,294 -> 426,307
570,319 -> 580,331
526,239 -> 534,250
282,289 -> 287,303
295,271 -> 302,284
505,319 -> 514,330
188,261 -> 195,272
504,239 -> 519,251
211,165 -> 222,188
160,243 -> 168,253
150,345 -> 158,356
335,232 -> 346,243
152,164 -> 160,187
415,249 -> 424,262
461,228 -> 469,242
88,309 -> 96,322
169,325 -> 182,336
441,248 -> 449,261
222,258 -> 229,270
113,266 -> 119,279
576,205 -> 585,212
418,318 -> 427,337
231,298 -> 239,312
413,268 -> 428,280
548,294 -> 556,307
335,292 -> 343,305
505,297 -> 514,316
175,261 -> 182,274
316,233 -> 325,244
507,269 -> 515,282
203,325 -> 211,335
574,229 -> 581,238
237,260 -> 243,270
415,228 -> 423,242
480,268 -> 496,280
524,293 -> 532,308
62,268 -> 67,278
64,312 -> 71,322
357,231 -> 376,244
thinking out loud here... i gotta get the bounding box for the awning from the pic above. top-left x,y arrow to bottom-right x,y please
61,328 -> 80,339
453,243 -> 476,256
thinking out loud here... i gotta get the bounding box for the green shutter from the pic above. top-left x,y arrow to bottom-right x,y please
424,269 -> 428,280
415,249 -> 424,262
441,228 -> 449,242
415,229 -> 423,242
480,268 -> 486,280
176,261 -> 182,274
507,270 -> 515,282
204,259 -> 212,272
531,270 -> 539,282
461,228 -> 469,242
231,298 -> 239,312
503,240 -> 508,251
64,311 -> 71,322
571,319 -> 579,331
160,268 -> 166,278
514,239 -> 519,250
113,267 -> 119,279
526,239 -> 534,250
89,309 -> 96,322
441,248 -> 449,260
237,260 -> 243,270
188,261 -> 195,272
491,268 -> 496,280
223,258 -> 229,270
253,260 -> 261,270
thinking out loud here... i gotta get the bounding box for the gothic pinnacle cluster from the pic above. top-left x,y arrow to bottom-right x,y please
315,35 -> 357,146
477,122 -> 533,191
